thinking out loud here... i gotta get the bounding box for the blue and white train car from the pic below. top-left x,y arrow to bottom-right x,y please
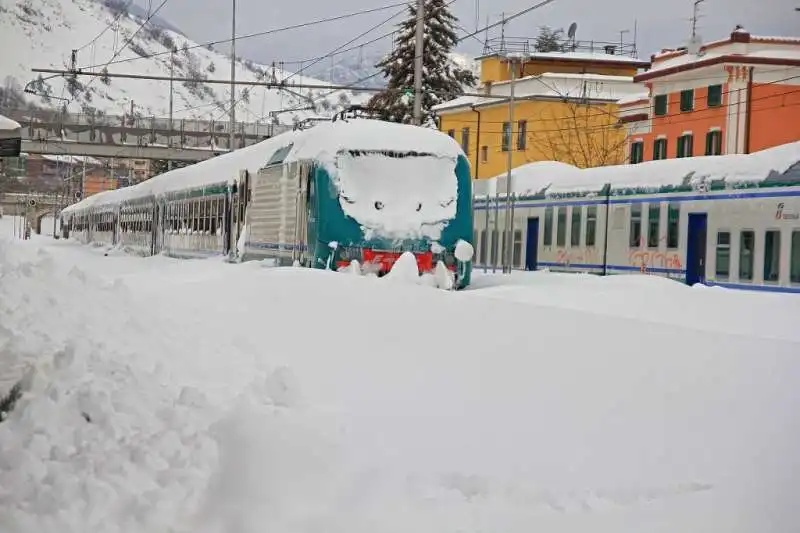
473,141 -> 800,293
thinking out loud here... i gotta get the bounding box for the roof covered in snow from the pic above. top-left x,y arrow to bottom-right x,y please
479,50 -> 649,66
62,120 -> 464,214
0,114 -> 21,131
475,141 -> 800,197
636,31 -> 800,82
434,72 -> 645,113
0,114 -> 21,140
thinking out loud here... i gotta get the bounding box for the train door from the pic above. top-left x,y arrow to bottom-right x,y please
525,217 -> 539,271
686,213 -> 708,285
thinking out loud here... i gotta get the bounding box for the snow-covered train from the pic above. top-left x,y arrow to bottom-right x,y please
474,142 -> 800,293
60,119 -> 476,288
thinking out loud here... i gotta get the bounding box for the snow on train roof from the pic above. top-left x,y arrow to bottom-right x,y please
477,141 -> 800,197
285,119 -> 463,168
62,120 -> 462,214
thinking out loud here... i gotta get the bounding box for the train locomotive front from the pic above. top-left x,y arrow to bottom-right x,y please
241,133 -> 474,288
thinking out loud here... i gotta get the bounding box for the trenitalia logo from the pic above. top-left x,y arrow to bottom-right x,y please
776,202 -> 799,220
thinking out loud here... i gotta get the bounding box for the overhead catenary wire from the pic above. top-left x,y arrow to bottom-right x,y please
75,2 -> 410,72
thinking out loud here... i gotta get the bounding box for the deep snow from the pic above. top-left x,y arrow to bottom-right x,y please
1,216 -> 800,533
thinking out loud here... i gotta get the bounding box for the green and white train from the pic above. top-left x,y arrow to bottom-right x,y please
60,119 -> 476,288
473,142 -> 800,293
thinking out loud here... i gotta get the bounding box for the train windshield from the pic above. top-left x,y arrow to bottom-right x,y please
334,149 -> 458,241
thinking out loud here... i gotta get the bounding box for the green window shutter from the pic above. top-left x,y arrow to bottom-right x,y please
654,95 -> 667,116
707,85 -> 722,107
680,89 -> 694,112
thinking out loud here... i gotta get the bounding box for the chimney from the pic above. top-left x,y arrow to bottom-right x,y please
731,25 -> 751,43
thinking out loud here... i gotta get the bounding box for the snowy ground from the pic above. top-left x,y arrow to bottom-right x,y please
1,215 -> 799,533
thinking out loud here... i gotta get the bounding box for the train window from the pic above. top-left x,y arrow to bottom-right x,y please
570,208 -> 581,247
791,231 -> 800,284
667,204 -> 679,248
648,203 -> 661,248
629,204 -> 642,247
739,231 -> 755,281
513,230 -> 522,267
556,207 -> 567,247
543,207 -> 553,246
764,230 -> 781,282
479,229 -> 488,265
585,206 -> 597,247
716,232 -> 731,279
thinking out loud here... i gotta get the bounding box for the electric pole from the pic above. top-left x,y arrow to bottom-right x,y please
229,0 -> 237,152
412,0 -> 425,125
169,47 -> 174,171
503,55 -> 516,273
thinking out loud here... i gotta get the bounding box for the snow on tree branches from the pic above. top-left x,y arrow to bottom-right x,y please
367,0 -> 476,126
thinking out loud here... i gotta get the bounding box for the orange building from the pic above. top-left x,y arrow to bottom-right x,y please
620,28 -> 800,163
83,170 -> 119,197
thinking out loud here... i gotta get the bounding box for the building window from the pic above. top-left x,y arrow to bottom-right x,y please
677,134 -> 694,158
629,204 -> 642,247
586,206 -> 597,247
739,231 -> 755,281
502,122 -> 512,152
764,230 -> 781,282
667,204 -> 679,248
680,89 -> 694,112
630,141 -> 644,164
648,203 -> 661,248
461,127 -> 469,155
543,207 -> 553,246
513,229 -> 523,267
570,207 -> 581,247
481,146 -> 488,163
654,94 -> 667,116
707,84 -> 722,107
791,231 -> 800,283
447,129 -> 455,138
556,207 -> 567,247
705,130 -> 722,156
716,231 -> 731,278
517,120 -> 527,150
653,138 -> 668,160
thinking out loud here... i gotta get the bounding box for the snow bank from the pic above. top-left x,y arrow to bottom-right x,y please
3,218 -> 800,533
480,141 -> 800,196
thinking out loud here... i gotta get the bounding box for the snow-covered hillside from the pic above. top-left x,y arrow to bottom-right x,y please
307,49 -> 481,89
0,0 -> 365,122
2,216 -> 800,532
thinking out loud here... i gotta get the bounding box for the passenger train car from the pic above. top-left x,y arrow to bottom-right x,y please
473,142 -> 800,293
60,119 -> 476,288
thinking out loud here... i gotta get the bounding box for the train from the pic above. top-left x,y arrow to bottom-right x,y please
60,119 -> 476,289
473,141 -> 800,293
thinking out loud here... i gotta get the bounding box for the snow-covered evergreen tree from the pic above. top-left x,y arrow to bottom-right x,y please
367,0 -> 476,126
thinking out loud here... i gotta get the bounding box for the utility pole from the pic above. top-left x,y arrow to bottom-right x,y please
503,54 -> 516,273
229,0 -> 237,151
169,47 -> 175,171
412,0 -> 425,125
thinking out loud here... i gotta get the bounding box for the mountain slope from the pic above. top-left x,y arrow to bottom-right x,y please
0,0 -> 364,124
306,49 -> 481,90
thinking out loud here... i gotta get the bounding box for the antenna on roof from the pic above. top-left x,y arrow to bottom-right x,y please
688,0 -> 705,55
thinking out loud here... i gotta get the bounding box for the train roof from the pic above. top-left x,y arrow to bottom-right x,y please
476,141 -> 800,198
62,119 -> 463,214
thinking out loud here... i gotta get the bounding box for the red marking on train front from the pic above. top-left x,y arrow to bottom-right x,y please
362,249 -> 433,273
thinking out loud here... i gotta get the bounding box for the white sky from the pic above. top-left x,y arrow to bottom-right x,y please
137,0 -> 797,71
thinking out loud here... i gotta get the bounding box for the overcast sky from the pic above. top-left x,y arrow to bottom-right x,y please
136,0 -> 798,71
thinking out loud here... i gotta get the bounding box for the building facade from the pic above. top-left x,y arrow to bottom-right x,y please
621,29 -> 800,163
435,39 -> 650,179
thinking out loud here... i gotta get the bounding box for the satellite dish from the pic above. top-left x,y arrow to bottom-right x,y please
567,22 -> 578,40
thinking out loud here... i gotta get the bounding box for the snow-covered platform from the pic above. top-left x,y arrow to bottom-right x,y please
1,215 -> 799,533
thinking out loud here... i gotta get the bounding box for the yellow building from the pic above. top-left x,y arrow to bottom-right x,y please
435,41 -> 651,179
